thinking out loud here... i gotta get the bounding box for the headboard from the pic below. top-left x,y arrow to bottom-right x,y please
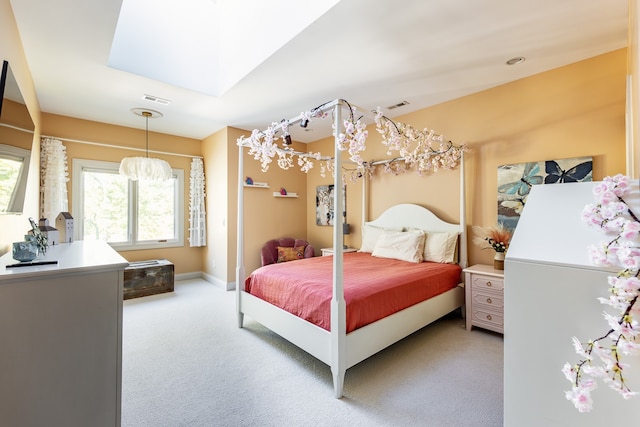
366,203 -> 461,234
365,203 -> 466,267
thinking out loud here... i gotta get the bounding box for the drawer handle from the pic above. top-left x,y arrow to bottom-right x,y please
487,314 -> 493,321
486,281 -> 492,287
486,298 -> 492,304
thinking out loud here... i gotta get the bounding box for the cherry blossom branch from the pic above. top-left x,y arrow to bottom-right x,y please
564,174 -> 640,412
237,101 -> 467,178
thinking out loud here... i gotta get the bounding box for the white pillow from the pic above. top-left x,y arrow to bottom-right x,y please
423,232 -> 458,263
372,230 -> 426,263
358,224 -> 403,253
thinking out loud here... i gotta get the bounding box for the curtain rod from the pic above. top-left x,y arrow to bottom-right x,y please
41,134 -> 203,159
0,122 -> 34,134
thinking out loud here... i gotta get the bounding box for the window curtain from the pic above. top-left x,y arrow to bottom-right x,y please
40,137 -> 69,224
189,157 -> 206,247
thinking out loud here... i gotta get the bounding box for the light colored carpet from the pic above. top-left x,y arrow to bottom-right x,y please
122,279 -> 503,427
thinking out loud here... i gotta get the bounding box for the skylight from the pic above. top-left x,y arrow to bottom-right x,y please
108,0 -> 340,96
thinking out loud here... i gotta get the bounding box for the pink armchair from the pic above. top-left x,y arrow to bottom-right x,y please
260,237 -> 315,266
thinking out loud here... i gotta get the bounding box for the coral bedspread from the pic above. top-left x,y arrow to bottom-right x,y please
245,252 -> 462,333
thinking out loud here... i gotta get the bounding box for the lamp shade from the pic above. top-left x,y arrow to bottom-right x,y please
119,156 -> 172,181
343,223 -> 351,235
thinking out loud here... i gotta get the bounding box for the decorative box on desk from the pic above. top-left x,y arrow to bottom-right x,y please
123,259 -> 174,299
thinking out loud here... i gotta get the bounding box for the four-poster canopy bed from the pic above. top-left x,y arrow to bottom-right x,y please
236,99 -> 467,398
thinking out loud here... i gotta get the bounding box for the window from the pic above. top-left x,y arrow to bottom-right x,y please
0,144 -> 31,213
72,159 -> 184,250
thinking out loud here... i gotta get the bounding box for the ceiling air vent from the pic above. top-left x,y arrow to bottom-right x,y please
142,94 -> 171,105
387,100 -> 410,110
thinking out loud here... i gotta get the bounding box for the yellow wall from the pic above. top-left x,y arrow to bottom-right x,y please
0,0 -> 41,255
239,134 -> 309,277
630,0 -> 640,177
40,113 -> 203,275
0,0 -> 631,277
201,126 -> 309,284
201,127 -> 229,285
306,49 -> 627,268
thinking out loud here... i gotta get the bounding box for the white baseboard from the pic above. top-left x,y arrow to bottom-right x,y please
176,271 -> 236,291
174,271 -> 201,281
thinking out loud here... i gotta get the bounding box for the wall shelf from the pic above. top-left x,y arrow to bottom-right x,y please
273,192 -> 298,198
244,182 -> 269,188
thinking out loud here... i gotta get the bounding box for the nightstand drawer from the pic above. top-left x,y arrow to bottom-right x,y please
471,291 -> 504,310
471,275 -> 504,292
471,307 -> 504,333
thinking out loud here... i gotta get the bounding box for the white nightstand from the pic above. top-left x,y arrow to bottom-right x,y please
321,247 -> 358,256
463,264 -> 505,334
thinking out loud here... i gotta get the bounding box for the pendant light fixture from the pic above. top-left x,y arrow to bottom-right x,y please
119,108 -> 172,181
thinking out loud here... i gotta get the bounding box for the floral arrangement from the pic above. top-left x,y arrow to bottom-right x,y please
563,174 -> 640,413
471,223 -> 512,253
236,99 -> 467,179
374,109 -> 467,175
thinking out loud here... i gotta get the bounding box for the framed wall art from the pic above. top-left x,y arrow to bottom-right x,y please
316,184 -> 335,226
497,156 -> 592,231
316,184 -> 347,226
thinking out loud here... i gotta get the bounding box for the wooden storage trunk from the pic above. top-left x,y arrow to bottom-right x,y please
123,259 -> 174,299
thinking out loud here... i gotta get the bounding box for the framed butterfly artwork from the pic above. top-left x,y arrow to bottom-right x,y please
497,156 -> 592,231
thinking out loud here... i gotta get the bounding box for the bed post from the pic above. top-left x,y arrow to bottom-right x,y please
331,101 -> 347,398
361,170 -> 368,224
236,143 -> 245,328
459,152 -> 467,269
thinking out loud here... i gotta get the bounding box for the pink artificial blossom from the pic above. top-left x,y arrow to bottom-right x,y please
622,220 -> 640,240
617,245 -> 640,270
571,337 -> 590,359
562,363 -> 576,382
566,175 -> 640,412
243,104 -> 465,176
620,389 -> 639,400
617,337 -> 640,355
606,174 -> 631,197
565,384 -> 595,413
592,182 -> 617,204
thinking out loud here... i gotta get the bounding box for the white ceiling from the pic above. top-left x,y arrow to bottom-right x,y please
8,0 -> 629,143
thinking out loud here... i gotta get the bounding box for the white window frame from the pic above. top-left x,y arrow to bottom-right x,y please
72,158 -> 184,251
0,144 -> 31,213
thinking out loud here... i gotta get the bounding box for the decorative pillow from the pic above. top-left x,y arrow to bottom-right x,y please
423,232 -> 458,263
371,230 -> 426,263
358,224 -> 403,253
277,245 -> 306,263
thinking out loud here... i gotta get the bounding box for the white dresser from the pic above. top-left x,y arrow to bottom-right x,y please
0,240 -> 128,427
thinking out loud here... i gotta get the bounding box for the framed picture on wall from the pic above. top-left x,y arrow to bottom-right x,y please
316,185 -> 335,226
316,184 -> 347,226
497,156 -> 593,231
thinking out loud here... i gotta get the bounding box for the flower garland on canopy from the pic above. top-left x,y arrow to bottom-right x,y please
373,109 -> 466,175
563,174 -> 640,412
237,100 -> 467,179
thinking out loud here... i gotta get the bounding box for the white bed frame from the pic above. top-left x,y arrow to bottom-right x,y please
236,100 -> 467,398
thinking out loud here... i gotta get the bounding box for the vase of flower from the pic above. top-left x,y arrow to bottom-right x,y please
472,223 -> 512,271
493,251 -> 505,270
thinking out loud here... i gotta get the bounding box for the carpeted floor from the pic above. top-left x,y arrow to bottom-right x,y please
122,279 -> 503,426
